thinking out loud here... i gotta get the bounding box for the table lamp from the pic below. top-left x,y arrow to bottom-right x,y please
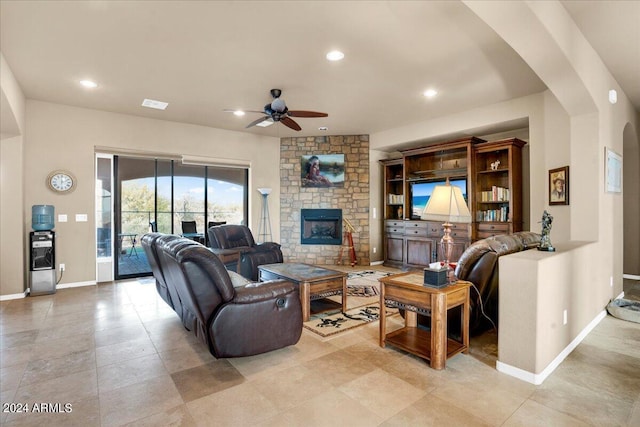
421,180 -> 472,273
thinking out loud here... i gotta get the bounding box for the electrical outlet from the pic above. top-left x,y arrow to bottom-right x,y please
610,276 -> 613,287
59,264 -> 65,272
373,247 -> 377,254
563,309 -> 567,325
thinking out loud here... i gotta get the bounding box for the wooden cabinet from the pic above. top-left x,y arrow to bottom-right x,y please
381,159 -> 404,220
384,219 -> 470,268
472,138 -> 526,239
381,136 -> 525,268
384,220 -> 405,266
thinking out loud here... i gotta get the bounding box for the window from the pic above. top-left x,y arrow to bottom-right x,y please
112,156 -> 249,279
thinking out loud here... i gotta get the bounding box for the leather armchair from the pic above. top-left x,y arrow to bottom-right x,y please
141,233 -> 178,309
454,231 -> 541,335
207,224 -> 283,281
143,232 -> 225,323
158,240 -> 302,357
410,231 -> 541,337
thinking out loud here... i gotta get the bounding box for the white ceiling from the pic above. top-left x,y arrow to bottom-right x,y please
1,1 -> 638,142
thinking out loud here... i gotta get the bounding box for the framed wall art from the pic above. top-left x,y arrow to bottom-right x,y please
549,166 -> 569,205
301,154 -> 345,188
605,147 -> 622,193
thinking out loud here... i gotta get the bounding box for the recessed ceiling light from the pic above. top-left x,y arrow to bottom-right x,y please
79,80 -> 98,88
319,126 -> 329,131
326,50 -> 345,61
141,99 -> 169,110
423,89 -> 438,98
233,110 -> 245,116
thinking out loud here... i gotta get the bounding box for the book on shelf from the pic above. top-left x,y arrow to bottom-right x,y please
480,186 -> 510,202
387,194 -> 404,204
476,206 -> 509,222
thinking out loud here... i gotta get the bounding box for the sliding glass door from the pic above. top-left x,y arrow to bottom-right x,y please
112,156 -> 248,280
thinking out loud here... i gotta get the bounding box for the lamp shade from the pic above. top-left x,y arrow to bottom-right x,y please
422,184 -> 472,223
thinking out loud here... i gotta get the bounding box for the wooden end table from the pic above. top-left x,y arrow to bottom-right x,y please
258,263 -> 347,321
378,272 -> 471,370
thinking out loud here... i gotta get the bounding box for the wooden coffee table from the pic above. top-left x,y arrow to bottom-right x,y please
378,272 -> 471,370
258,263 -> 347,321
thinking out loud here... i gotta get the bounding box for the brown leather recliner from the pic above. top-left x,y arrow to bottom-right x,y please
207,224 -> 283,281
453,231 -> 541,335
141,233 -> 179,309
149,235 -> 302,357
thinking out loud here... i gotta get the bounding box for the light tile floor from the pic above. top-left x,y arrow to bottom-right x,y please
1,270 -> 638,426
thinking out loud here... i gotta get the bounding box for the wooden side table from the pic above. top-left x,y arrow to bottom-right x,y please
379,272 -> 471,370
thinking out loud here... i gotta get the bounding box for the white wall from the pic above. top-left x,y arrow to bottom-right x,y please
0,52 -> 26,297
21,101 -> 280,288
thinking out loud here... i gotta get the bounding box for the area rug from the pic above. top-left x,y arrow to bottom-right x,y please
303,303 -> 398,338
346,270 -> 393,297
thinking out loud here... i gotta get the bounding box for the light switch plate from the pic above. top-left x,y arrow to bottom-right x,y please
75,214 -> 88,222
58,214 -> 68,222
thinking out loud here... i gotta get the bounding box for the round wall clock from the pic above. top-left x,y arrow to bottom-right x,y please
46,170 -> 76,194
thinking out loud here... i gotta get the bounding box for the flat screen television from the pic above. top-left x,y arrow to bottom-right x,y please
410,178 -> 467,219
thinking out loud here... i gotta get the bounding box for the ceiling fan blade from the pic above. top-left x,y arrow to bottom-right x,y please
246,116 -> 269,128
288,110 -> 328,118
280,116 -> 302,131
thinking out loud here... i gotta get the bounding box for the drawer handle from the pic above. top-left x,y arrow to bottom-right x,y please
490,225 -> 495,229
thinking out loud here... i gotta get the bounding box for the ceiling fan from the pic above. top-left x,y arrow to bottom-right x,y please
228,89 -> 328,131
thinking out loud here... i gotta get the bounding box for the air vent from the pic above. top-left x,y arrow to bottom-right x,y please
141,99 -> 168,110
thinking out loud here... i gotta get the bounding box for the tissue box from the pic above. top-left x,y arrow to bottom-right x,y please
423,268 -> 449,288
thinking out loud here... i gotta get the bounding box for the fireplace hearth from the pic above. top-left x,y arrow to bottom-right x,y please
301,209 -> 342,245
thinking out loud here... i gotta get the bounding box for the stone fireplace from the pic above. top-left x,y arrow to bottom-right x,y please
300,209 -> 342,245
280,135 -> 370,265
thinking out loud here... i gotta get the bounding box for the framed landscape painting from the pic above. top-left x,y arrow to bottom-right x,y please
301,154 -> 345,188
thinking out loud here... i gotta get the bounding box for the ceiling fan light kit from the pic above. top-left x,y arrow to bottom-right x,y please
231,89 -> 328,131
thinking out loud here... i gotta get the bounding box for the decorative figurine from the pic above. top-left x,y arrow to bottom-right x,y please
490,160 -> 501,170
538,210 -> 556,252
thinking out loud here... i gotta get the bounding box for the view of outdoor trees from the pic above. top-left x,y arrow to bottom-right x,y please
121,180 -> 244,237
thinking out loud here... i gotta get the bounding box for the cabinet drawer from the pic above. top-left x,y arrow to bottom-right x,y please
404,221 -> 428,237
385,220 -> 405,228
404,221 -> 428,229
385,226 -> 405,235
476,230 -> 504,239
477,223 -> 509,232
427,222 -> 469,238
404,227 -> 428,237
449,230 -> 469,239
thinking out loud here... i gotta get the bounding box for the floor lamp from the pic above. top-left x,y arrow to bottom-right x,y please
421,181 -> 472,277
257,188 -> 272,243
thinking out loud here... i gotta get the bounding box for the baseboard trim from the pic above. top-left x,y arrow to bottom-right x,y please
623,274 -> 640,280
370,261 -> 384,266
496,310 -> 607,385
0,291 -> 29,301
57,281 -> 97,290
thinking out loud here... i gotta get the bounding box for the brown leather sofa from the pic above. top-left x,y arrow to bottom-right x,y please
454,231 -> 541,335
142,233 -> 302,357
207,224 -> 283,281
